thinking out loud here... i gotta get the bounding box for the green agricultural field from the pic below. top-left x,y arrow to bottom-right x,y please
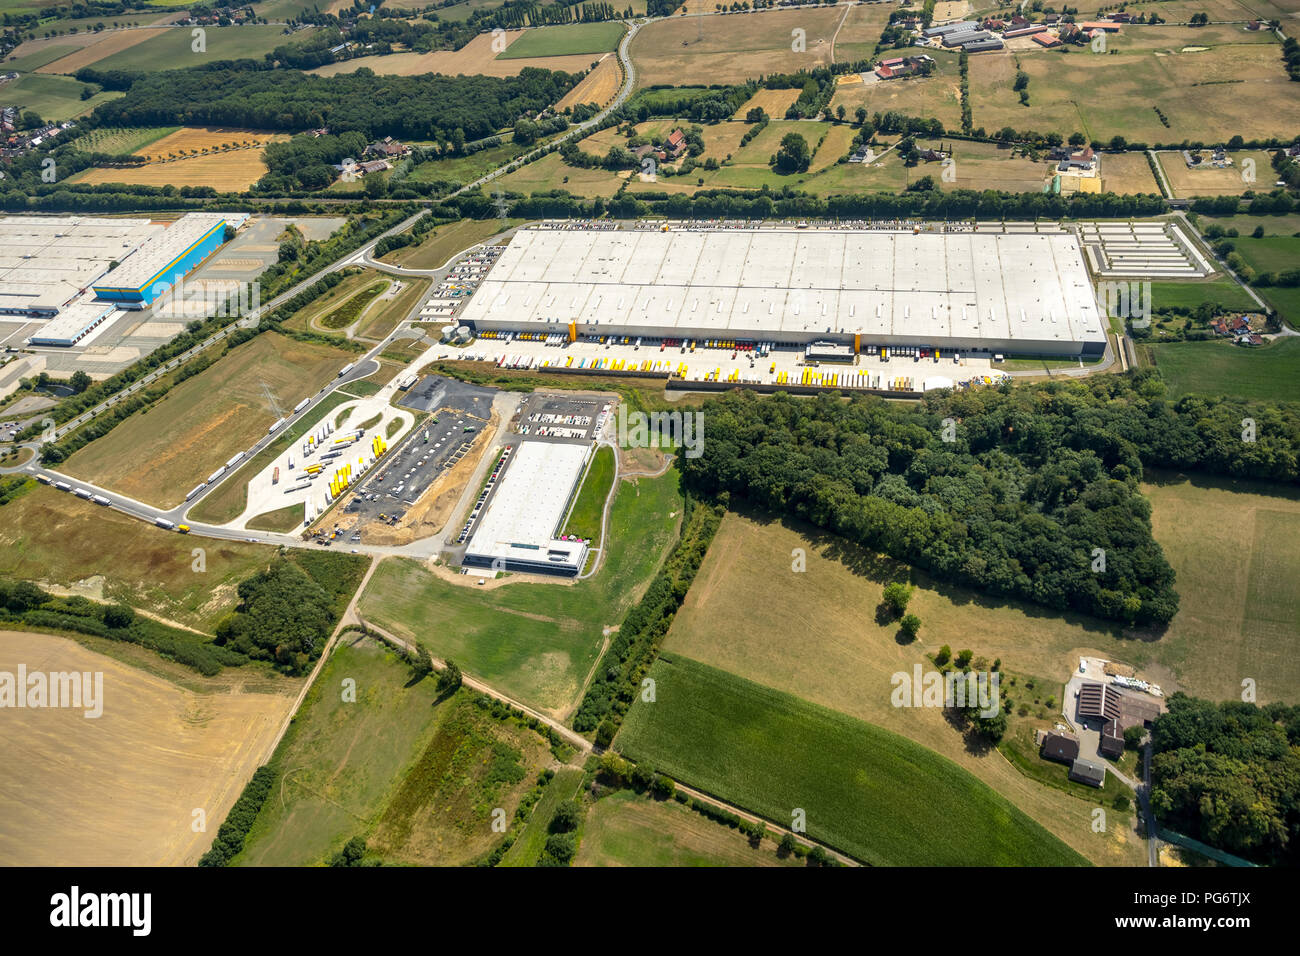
1,43 -> 80,72
408,143 -> 527,188
499,767 -> 584,867
497,151 -> 626,197
62,331 -> 354,509
1197,213 -> 1300,237
657,510 -> 1159,864
575,789 -> 796,867
235,637 -> 549,866
0,72 -> 120,120
618,656 -> 1088,866
358,470 -> 684,716
562,445 -> 614,545
1232,235 -> 1300,276
499,22 -> 624,59
1147,337 -> 1300,401
0,483 -> 273,633
91,24 -> 308,72
1148,278 -> 1259,313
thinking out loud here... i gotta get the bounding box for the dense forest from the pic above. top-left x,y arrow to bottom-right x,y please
1151,694 -> 1300,864
85,67 -> 580,142
678,370 -> 1300,627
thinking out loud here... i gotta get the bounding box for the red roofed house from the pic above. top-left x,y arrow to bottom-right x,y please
1032,32 -> 1061,47
664,129 -> 686,158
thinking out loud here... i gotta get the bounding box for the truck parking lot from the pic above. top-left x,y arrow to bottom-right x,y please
331,375 -> 495,542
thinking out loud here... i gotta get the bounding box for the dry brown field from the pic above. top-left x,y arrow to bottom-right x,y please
557,53 -> 621,109
0,631 -> 298,866
629,8 -> 842,87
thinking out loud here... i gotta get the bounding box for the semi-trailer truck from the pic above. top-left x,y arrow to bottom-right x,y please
155,517 -> 176,530
90,495 -> 110,506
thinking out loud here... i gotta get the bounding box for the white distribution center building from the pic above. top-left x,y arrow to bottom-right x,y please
459,227 -> 1109,356
463,440 -> 591,576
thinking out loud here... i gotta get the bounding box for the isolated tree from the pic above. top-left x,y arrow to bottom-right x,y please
900,613 -> 922,640
772,131 -> 811,173
882,581 -> 914,617
435,659 -> 462,696
408,640 -> 433,680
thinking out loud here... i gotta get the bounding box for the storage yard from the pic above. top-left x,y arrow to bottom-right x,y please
457,224 -> 1109,358
307,375 -> 494,541
1078,220 -> 1213,278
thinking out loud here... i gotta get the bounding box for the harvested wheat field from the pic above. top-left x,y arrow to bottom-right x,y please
630,8 -> 841,87
70,127 -> 288,191
0,631 -> 298,866
35,26 -> 167,74
557,53 -> 620,109
310,31 -> 599,78
733,87 -> 800,119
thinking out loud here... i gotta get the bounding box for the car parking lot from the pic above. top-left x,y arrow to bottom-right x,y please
333,376 -> 495,540
514,393 -> 605,445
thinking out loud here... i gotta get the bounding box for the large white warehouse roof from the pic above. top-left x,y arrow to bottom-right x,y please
459,227 -> 1108,354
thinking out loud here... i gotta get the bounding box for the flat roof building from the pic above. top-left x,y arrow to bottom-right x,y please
923,20 -> 978,36
0,215 -> 158,315
92,213 -> 228,305
459,227 -> 1108,356
27,301 -> 117,347
463,440 -> 591,576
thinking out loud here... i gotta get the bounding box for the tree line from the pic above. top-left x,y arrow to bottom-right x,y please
82,66 -> 581,143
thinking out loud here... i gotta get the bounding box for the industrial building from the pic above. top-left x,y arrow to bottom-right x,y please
27,301 -> 118,347
0,215 -> 159,315
91,213 -> 229,306
462,440 -> 591,576
458,227 -> 1109,357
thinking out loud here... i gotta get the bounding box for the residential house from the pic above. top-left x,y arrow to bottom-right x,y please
1099,719 -> 1125,758
1039,731 -> 1081,764
365,136 -> 410,159
1069,757 -> 1108,788
664,129 -> 687,159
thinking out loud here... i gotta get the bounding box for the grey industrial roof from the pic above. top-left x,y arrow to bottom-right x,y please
0,215 -> 158,311
28,301 -> 116,346
460,228 -> 1107,349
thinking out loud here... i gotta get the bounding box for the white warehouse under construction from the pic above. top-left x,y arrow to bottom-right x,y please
458,226 -> 1109,356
